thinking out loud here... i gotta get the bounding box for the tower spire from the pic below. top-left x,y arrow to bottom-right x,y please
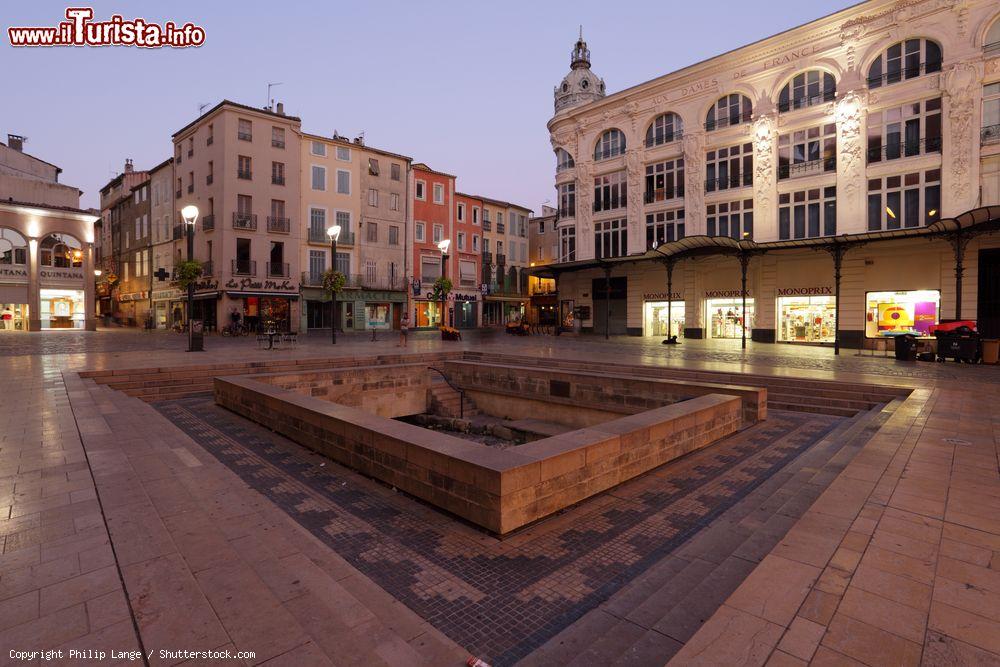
571,27 -> 591,69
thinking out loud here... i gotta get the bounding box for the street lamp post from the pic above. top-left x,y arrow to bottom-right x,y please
180,205 -> 199,352
437,239 -> 451,327
327,224 -> 341,344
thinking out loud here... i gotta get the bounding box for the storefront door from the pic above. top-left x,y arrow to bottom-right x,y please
777,296 -> 835,343
40,288 -> 85,329
643,301 -> 685,337
706,298 -> 755,339
592,277 -> 627,335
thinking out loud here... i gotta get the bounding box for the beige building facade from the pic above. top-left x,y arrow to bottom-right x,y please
172,101 -> 303,332
545,0 -> 1000,347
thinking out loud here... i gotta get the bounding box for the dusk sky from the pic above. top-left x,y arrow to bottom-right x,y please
5,0 -> 852,211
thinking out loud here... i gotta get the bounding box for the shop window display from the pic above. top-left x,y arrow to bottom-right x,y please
40,289 -> 85,329
865,290 -> 939,337
366,303 -> 391,330
643,301 -> 685,337
0,304 -> 28,331
777,296 -> 835,343
707,298 -> 754,339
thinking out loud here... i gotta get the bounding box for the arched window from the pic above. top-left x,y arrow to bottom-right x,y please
778,71 -> 836,112
986,17 -> 1000,53
39,233 -> 82,268
0,228 -> 28,265
706,94 -> 752,131
594,129 -> 626,160
555,148 -> 575,172
645,113 -> 683,147
867,39 -> 942,89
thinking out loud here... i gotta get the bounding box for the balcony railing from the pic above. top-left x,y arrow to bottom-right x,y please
777,88 -> 836,113
307,228 -> 355,245
272,139 -> 285,148
481,251 -> 493,264
644,187 -> 685,203
267,216 -> 290,233
778,157 -> 836,180
497,223 -> 505,234
705,111 -> 752,132
237,170 -> 252,180
705,173 -> 753,192
301,271 -> 324,287
201,214 -> 215,232
482,220 -> 492,231
206,174 -> 213,185
355,274 -> 406,291
867,61 -> 941,89
644,131 -> 683,148
232,213 -> 257,231
981,124 -> 1000,146
272,175 -> 285,186
867,136 -> 942,163
238,131 -> 252,141
232,260 -> 256,276
496,253 -> 506,266
172,224 -> 184,240
201,260 -> 214,277
266,262 -> 289,278
187,184 -> 193,193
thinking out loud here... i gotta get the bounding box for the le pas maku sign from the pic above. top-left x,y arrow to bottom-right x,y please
224,277 -> 296,292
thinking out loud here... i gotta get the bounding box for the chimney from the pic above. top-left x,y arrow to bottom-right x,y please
276,102 -> 284,115
124,158 -> 133,173
7,134 -> 25,152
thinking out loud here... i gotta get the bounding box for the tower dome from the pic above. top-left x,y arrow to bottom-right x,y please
554,28 -> 606,113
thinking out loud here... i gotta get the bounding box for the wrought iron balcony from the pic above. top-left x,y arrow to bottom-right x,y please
301,271 -> 324,287
497,223 -> 505,234
777,88 -> 836,113
232,213 -> 257,231
358,274 -> 405,291
201,260 -> 214,277
644,187 -> 684,203
644,131 -> 683,148
482,220 -> 492,231
981,124 -> 1000,146
237,170 -> 252,180
307,228 -> 355,245
272,139 -> 285,149
272,175 -> 285,186
704,173 -> 752,192
267,217 -> 290,234
232,259 -> 256,276
201,214 -> 214,232
481,251 -> 492,264
496,253 -> 506,266
266,262 -> 289,278
777,157 -> 836,180
238,131 -> 252,141
866,136 -> 942,163
704,111 -> 752,132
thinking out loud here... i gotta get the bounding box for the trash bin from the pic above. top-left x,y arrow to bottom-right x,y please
189,319 -> 205,352
982,339 -> 999,365
935,326 -> 980,363
894,333 -> 918,361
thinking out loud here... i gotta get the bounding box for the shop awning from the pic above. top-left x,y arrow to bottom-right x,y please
226,291 -> 300,300
192,291 -> 220,300
529,205 -> 1000,278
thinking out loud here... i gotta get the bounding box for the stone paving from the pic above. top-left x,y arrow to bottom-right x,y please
0,330 -> 997,666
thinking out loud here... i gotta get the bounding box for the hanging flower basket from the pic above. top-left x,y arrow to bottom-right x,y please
172,260 -> 203,290
322,269 -> 346,294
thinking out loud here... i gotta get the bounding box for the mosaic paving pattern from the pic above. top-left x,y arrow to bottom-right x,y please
157,398 -> 843,665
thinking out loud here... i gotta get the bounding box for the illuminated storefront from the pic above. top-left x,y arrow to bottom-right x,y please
415,300 -> 444,328
643,300 -> 685,337
865,290 -> 940,338
0,303 -> 28,331
777,295 -> 836,343
365,303 -> 392,330
40,288 -> 86,329
706,297 -> 754,340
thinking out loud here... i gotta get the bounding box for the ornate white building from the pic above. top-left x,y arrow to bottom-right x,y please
543,0 -> 1000,349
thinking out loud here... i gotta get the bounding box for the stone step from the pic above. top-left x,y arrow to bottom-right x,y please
768,400 -> 860,417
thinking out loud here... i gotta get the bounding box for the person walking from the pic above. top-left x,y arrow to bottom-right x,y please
398,312 -> 409,348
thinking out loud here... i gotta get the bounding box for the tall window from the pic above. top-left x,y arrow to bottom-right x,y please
707,199 -> 753,239
311,165 -> 326,190
984,82 -> 1000,145
779,187 -> 837,239
237,155 -> 252,180
645,113 -> 683,147
415,180 -> 425,200
309,208 -> 326,237
336,170 -> 350,194
271,127 -> 285,148
594,171 -> 627,212
368,188 -> 378,206
390,193 -> 399,210
271,161 -> 285,185
367,222 -> 378,243
457,232 -> 466,251
706,94 -> 752,131
867,169 -> 941,231
778,71 -> 836,112
311,141 -> 326,156
415,222 -> 425,242
867,98 -> 942,162
555,148 -> 575,172
336,146 -> 350,161
238,119 -> 252,141
433,183 -> 444,204
432,224 -> 443,243
706,143 -> 752,192
594,129 -> 626,160
778,124 -> 837,179
868,39 -> 942,88
646,209 -> 685,249
457,203 -> 465,221
390,163 -> 401,181
389,225 -> 399,246
594,219 -> 627,259
644,158 -> 684,202
559,226 -> 576,262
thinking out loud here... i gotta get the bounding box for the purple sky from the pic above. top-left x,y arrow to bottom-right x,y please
5,0 -> 852,211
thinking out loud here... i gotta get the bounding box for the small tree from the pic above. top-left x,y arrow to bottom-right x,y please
431,276 -> 452,302
173,260 -> 203,290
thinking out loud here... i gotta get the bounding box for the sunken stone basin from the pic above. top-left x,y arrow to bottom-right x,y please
214,361 -> 766,534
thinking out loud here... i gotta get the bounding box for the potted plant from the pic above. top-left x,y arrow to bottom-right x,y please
439,325 -> 462,341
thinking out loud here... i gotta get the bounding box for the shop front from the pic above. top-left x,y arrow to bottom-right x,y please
642,291 -> 684,338
0,263 -> 29,332
359,290 -> 406,331
705,292 -> 754,340
117,291 -> 150,328
152,288 -> 182,329
414,299 -> 444,328
865,289 -> 940,339
40,288 -> 86,329
776,287 -> 836,344
228,292 -> 294,332
530,293 -> 558,325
